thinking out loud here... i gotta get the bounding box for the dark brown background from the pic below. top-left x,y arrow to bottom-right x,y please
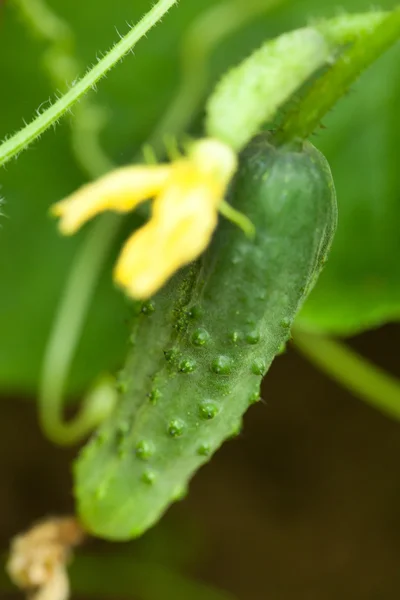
1,325 -> 399,600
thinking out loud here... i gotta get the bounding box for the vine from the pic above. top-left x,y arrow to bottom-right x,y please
0,0 -> 179,167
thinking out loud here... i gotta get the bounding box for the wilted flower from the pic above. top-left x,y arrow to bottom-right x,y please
7,517 -> 84,600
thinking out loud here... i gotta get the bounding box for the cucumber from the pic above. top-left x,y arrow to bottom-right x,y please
74,135 -> 337,540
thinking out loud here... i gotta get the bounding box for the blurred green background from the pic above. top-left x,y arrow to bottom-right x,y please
0,0 -> 399,598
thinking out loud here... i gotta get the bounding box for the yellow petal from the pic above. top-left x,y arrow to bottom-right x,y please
52,165 -> 171,234
114,172 -> 219,299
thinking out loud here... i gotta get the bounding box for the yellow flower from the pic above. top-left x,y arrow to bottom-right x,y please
52,138 -> 238,299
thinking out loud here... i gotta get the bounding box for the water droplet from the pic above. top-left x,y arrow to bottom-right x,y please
199,401 -> 219,420
251,359 -> 266,375
280,317 -> 291,328
168,419 -> 185,437
179,358 -> 196,373
135,440 -> 154,460
142,470 -> 156,485
211,355 -> 233,375
147,388 -> 162,404
141,301 -> 155,315
197,443 -> 211,456
246,331 -> 260,345
191,328 -> 210,347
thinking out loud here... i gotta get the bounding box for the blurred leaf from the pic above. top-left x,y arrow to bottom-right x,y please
70,554 -> 237,600
1,0 -> 399,398
297,43 -> 400,335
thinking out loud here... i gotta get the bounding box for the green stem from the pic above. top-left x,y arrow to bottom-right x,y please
278,8 -> 400,143
71,104 -> 114,176
219,200 -> 255,238
39,215 -> 122,445
293,330 -> 400,422
0,0 -> 179,167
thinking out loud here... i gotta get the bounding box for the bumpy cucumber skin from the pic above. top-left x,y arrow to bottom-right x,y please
74,136 -> 337,540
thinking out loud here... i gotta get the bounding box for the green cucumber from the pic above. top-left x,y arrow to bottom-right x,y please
74,135 -> 337,540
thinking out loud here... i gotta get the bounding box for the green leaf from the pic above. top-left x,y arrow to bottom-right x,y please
297,43 -> 400,336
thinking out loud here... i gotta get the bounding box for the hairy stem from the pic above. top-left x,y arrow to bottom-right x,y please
0,0 -> 179,167
278,9 -> 400,143
293,330 -> 400,422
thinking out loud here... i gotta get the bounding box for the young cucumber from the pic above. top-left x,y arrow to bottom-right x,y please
74,135 -> 337,540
